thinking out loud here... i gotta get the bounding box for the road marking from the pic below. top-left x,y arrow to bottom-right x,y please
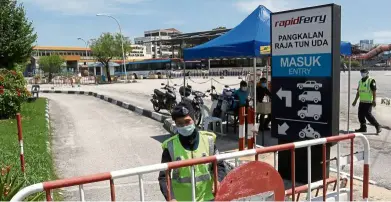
329,168 -> 377,185
275,118 -> 327,124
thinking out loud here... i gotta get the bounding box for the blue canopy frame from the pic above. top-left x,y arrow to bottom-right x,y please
184,6 -> 352,60
184,5 -> 272,61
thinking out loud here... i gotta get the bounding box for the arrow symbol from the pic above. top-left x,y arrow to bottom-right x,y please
278,122 -> 289,135
277,87 -> 292,107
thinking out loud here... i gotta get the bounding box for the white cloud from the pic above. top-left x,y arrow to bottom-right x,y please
234,0 -> 298,13
373,31 -> 391,44
20,0 -> 151,16
163,20 -> 185,26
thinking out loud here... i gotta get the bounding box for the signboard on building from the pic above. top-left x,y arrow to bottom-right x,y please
260,45 -> 271,54
271,4 -> 341,141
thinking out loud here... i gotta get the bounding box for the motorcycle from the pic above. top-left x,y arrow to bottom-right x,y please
150,83 -> 177,114
210,85 -> 236,119
179,84 -> 210,127
299,124 -> 321,139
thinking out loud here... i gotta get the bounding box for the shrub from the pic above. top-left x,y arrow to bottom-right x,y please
0,69 -> 29,119
0,165 -> 43,201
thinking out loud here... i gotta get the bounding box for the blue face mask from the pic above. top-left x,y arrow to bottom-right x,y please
261,83 -> 267,88
177,123 -> 195,137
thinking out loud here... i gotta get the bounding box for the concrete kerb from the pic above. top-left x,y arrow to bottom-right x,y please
40,90 -> 177,135
45,99 -> 51,153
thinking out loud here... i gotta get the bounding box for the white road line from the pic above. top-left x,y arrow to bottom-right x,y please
329,168 -> 377,185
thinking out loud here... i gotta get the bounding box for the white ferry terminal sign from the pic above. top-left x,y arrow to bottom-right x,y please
271,4 -> 341,141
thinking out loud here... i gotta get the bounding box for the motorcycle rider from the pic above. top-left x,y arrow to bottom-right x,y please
233,80 -> 249,110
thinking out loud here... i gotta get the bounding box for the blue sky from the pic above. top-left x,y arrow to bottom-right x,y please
20,0 -> 391,47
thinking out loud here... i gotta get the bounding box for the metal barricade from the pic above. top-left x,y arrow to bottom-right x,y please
11,133 -> 370,201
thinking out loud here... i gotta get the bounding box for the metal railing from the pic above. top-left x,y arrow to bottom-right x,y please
11,133 -> 370,201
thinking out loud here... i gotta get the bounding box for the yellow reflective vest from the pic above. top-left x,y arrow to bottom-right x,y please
359,77 -> 374,103
162,131 -> 216,201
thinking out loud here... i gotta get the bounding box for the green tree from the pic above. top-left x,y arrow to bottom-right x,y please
38,55 -> 65,82
212,26 -> 227,31
90,33 -> 132,82
0,0 -> 38,70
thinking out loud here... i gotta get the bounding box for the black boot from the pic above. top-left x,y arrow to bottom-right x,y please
355,125 -> 367,133
376,125 -> 382,134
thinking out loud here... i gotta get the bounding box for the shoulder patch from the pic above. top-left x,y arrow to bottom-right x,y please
161,135 -> 178,149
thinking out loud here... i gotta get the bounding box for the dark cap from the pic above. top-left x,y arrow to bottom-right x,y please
240,80 -> 247,87
171,102 -> 195,121
260,77 -> 267,82
360,68 -> 369,73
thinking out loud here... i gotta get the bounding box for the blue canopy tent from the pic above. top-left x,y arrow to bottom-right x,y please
183,6 -> 272,129
184,5 -> 271,60
340,41 -> 352,56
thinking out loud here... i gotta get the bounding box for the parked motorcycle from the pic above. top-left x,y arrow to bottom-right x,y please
150,83 -> 177,114
179,85 -> 210,127
209,85 -> 236,119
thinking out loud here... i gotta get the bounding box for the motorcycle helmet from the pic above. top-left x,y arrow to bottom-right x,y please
179,86 -> 192,97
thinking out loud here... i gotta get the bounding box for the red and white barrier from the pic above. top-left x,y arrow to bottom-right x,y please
246,107 -> 255,149
238,107 -> 246,151
16,113 -> 25,173
11,133 -> 370,202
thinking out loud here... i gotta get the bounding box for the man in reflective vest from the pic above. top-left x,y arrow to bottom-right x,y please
352,69 -> 382,134
158,102 -> 227,201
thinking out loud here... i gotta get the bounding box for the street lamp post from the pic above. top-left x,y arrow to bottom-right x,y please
96,13 -> 127,81
77,37 -> 89,76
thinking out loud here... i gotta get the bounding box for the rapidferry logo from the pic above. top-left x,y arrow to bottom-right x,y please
275,15 -> 326,27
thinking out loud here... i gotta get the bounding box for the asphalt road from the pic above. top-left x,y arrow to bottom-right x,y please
40,71 -> 391,190
46,93 -> 167,201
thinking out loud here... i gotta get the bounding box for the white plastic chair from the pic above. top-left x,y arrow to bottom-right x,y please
201,105 -> 224,135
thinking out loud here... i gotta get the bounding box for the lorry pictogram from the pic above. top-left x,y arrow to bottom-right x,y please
297,104 -> 322,120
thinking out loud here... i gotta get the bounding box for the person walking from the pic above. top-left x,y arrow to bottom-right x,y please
352,69 -> 382,134
256,77 -> 272,131
158,102 -> 227,202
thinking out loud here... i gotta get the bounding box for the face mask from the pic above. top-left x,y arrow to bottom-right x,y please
361,73 -> 368,78
261,83 -> 267,88
241,87 -> 247,91
177,123 -> 195,137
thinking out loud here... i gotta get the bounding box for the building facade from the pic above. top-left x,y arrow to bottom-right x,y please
134,28 -> 181,58
359,39 -> 375,51
27,46 -> 94,77
127,44 -> 152,61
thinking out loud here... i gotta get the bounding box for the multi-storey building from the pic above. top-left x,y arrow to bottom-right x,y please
127,44 -> 152,61
359,39 -> 375,51
134,28 -> 181,58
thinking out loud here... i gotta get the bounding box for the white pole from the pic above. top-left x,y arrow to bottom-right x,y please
253,58 -> 257,142
347,57 -> 351,133
78,38 -> 89,77
96,14 -> 127,82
